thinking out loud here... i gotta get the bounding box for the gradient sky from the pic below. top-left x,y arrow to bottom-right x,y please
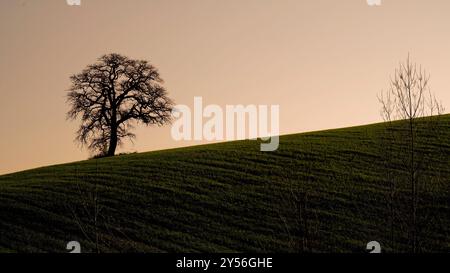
1,0 -> 450,174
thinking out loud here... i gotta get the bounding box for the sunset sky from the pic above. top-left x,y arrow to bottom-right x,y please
1,0 -> 450,174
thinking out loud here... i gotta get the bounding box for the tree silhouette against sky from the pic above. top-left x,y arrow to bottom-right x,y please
67,53 -> 173,157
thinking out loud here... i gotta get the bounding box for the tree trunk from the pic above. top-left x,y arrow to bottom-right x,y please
409,118 -> 417,253
107,127 -> 118,156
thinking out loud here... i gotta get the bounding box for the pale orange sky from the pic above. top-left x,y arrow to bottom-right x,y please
1,0 -> 450,174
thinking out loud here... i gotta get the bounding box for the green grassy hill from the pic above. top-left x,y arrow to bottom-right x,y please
1,116 -> 449,253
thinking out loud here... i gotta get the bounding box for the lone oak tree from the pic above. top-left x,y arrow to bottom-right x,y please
67,53 -> 173,157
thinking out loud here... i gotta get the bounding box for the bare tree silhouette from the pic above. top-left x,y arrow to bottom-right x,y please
378,55 -> 444,253
67,53 -> 173,157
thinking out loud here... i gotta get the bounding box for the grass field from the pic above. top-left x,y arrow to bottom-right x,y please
0,116 -> 449,253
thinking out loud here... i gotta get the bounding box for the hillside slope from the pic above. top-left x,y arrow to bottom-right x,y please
1,116 -> 449,253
